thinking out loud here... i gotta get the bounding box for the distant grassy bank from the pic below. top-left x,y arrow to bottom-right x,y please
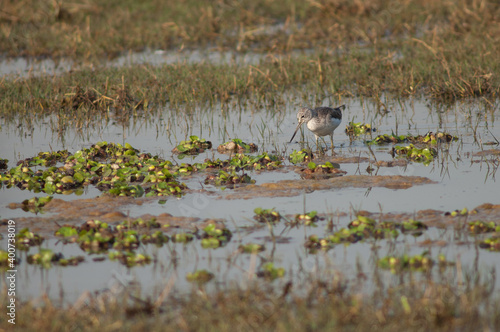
0,0 -> 498,125
2,0 -> 499,59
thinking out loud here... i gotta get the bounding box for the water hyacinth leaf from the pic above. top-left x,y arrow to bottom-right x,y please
55,226 -> 79,237
186,269 -> 214,284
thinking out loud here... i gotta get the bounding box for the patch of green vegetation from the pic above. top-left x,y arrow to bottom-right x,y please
204,170 -> 254,188
230,153 -> 282,171
113,230 -> 141,250
447,207 -> 471,217
18,151 -> 72,167
0,250 -> 17,268
217,139 -> 258,153
18,196 -> 53,214
54,226 -> 79,238
204,153 -> 282,171
479,236 -> 500,251
16,228 -> 44,251
306,216 -> 428,251
172,136 -> 212,157
172,232 -> 195,244
289,149 -> 313,164
392,144 -> 437,164
468,221 -> 500,234
345,122 -> 375,137
238,243 -> 266,254
108,251 -> 152,267
78,229 -> 115,253
256,262 -> 285,280
307,161 -> 340,172
254,208 -> 281,224
0,142 -> 188,198
186,269 -> 214,284
367,132 -> 458,145
378,252 -> 452,273
55,219 -> 169,254
140,231 -> 169,246
200,224 -> 232,249
400,219 -> 428,236
292,211 -> 320,226
27,248 -> 84,268
117,218 -> 161,230
299,161 -> 345,179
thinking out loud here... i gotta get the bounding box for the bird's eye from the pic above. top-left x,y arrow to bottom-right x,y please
301,115 -> 305,118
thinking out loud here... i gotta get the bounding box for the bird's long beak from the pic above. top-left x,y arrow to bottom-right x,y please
289,121 -> 304,143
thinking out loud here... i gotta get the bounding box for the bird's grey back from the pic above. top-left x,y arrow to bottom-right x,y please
313,105 -> 345,120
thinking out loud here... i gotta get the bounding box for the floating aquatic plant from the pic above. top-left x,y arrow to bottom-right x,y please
0,142 -> 188,198
16,228 -> 44,250
468,221 -> 500,234
400,219 -> 428,236
108,251 -> 151,267
55,226 -> 79,238
205,153 -> 282,171
254,208 -> 281,223
0,250 -> 18,267
186,269 -> 214,284
305,216 -> 428,251
367,132 -> 458,145
292,211 -> 320,226
55,219 -> 171,254
18,196 -> 53,214
172,136 -> 212,156
289,149 -> 313,164
27,248 -> 84,268
391,144 -> 437,164
172,232 -> 195,243
345,122 -> 375,137
204,169 -> 254,188
298,161 -> 346,179
446,207 -> 472,217
140,231 -> 169,246
256,262 -> 285,280
377,252 -> 452,273
200,224 -> 232,249
238,243 -> 266,254
117,218 -> 161,230
479,235 -> 500,251
217,139 -> 258,153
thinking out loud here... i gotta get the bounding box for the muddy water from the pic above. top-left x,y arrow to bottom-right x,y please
1,96 -> 499,302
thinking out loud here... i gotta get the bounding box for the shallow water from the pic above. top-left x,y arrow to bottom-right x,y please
0,48 -> 308,78
1,96 -> 499,303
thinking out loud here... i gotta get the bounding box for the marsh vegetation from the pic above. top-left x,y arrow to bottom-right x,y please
1,0 -> 500,330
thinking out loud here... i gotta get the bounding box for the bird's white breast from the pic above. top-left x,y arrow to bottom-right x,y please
307,117 -> 341,137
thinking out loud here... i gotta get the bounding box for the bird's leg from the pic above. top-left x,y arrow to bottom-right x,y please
315,136 -> 321,154
330,135 -> 337,156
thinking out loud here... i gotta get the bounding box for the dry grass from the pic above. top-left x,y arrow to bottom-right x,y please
2,266 -> 499,331
1,0 -> 499,59
0,43 -> 498,131
1,1 -> 499,129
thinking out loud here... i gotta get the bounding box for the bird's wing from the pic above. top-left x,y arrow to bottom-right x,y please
314,106 -> 343,120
